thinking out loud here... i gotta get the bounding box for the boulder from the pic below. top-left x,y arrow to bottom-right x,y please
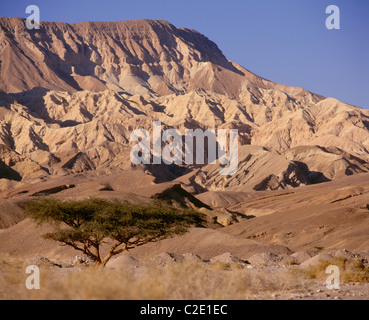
291,251 -> 313,264
248,252 -> 282,266
300,254 -> 333,268
106,255 -> 141,270
210,252 -> 246,265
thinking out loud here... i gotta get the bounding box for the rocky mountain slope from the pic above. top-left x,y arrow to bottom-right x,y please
0,17 -> 323,99
1,17 -> 369,193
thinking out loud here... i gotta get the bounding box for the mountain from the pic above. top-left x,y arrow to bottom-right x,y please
1,17 -> 369,194
0,17 -> 323,99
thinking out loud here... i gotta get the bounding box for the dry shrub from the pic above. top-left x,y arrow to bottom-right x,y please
303,257 -> 369,283
0,258 -> 308,300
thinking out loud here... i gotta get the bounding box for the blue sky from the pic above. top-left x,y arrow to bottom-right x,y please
1,0 -> 368,108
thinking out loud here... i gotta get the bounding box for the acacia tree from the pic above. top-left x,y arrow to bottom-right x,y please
25,198 -> 206,267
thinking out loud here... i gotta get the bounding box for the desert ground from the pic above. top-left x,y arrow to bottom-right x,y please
1,169 -> 369,300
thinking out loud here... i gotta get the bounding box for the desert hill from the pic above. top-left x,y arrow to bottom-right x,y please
0,17 -> 323,100
1,18 -> 369,262
1,88 -> 369,192
2,171 -> 369,260
1,18 -> 369,193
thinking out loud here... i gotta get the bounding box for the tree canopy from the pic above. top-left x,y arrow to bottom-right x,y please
25,198 -> 206,267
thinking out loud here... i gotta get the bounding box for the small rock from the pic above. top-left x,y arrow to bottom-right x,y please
152,252 -> 184,267
248,252 -> 282,266
72,255 -> 94,266
181,253 -> 205,263
105,255 -> 141,270
291,251 -> 313,264
210,252 -> 247,265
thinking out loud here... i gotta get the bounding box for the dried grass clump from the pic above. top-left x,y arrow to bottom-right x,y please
0,257 -> 307,300
302,257 -> 369,284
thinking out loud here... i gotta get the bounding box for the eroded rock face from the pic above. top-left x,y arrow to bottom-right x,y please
1,18 -> 369,193
0,18 -> 255,97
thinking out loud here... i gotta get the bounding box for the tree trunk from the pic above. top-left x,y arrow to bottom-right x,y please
101,254 -> 113,268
